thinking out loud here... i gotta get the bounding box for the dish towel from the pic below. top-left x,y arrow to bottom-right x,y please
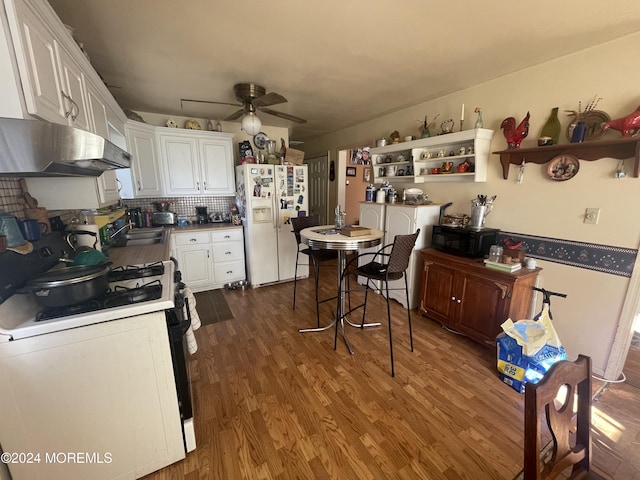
185,325 -> 198,355
184,287 -> 201,330
182,287 -> 201,355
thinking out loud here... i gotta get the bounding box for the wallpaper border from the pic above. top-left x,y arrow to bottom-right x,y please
496,231 -> 637,278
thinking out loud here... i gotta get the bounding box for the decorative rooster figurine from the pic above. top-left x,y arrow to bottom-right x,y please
501,111 -> 530,149
603,105 -> 640,137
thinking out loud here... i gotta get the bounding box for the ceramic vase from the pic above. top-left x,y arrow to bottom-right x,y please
540,107 -> 561,145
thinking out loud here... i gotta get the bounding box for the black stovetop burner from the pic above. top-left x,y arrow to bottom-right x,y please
36,280 -> 163,322
107,262 -> 165,282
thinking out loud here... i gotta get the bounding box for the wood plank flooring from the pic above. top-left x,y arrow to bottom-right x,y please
143,269 -> 639,480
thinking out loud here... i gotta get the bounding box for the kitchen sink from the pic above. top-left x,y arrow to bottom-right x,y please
110,227 -> 166,248
124,230 -> 164,240
124,237 -> 164,246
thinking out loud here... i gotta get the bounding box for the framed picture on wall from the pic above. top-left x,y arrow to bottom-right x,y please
346,166 -> 357,177
363,167 -> 371,182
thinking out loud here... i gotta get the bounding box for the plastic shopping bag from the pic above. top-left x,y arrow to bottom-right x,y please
496,305 -> 566,393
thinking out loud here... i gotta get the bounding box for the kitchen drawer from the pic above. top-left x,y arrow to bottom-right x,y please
211,242 -> 244,263
172,231 -> 210,246
210,228 -> 242,243
213,261 -> 245,283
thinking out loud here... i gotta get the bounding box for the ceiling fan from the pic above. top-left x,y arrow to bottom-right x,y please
181,83 -> 307,124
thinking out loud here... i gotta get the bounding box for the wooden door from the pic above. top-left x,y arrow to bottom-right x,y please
345,164 -> 369,225
306,155 -> 328,224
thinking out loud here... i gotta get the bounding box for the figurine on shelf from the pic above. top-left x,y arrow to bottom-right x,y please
501,112 -> 530,149
603,104 -> 640,137
389,130 -> 401,144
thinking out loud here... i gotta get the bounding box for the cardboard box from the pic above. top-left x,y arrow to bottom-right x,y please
285,148 -> 305,165
496,332 -> 566,393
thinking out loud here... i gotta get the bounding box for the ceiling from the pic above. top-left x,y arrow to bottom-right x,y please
47,0 -> 640,143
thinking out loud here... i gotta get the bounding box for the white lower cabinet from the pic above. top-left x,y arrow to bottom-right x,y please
0,312 -> 184,480
383,203 -> 441,309
172,227 -> 245,292
210,228 -> 245,286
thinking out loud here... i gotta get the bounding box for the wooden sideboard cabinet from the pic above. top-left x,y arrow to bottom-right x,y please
418,249 -> 541,347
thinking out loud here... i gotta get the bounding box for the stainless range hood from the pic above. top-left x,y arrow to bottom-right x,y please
0,118 -> 131,177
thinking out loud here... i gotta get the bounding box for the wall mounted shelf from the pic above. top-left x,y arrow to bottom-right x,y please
493,136 -> 640,179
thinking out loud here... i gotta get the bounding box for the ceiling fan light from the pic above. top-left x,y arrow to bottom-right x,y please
241,112 -> 262,135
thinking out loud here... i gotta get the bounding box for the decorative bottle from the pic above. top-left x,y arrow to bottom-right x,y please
474,110 -> 483,129
540,107 -> 561,145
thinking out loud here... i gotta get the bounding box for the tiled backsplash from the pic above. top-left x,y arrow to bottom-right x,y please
1,176 -> 236,223
0,177 -> 26,218
121,196 -> 236,222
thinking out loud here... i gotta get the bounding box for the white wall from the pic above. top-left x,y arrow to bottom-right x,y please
301,31 -> 640,378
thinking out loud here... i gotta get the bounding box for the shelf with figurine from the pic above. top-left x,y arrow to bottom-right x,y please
493,100 -> 640,179
370,127 -> 495,184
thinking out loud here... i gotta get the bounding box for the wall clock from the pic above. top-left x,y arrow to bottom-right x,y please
253,132 -> 269,149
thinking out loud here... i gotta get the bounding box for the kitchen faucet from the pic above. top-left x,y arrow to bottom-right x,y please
109,222 -> 134,239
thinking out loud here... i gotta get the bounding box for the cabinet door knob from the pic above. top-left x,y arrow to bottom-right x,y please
136,181 -> 141,191
190,238 -> 197,242
224,235 -> 230,238
226,270 -> 233,274
225,251 -> 231,255
451,296 -> 456,301
203,181 -> 207,190
456,299 -> 461,304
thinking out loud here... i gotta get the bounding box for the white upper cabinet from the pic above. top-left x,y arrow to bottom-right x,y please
160,133 -> 201,195
86,80 -> 110,138
56,43 -> 91,130
2,0 -> 128,133
159,129 -> 235,196
121,121 -> 164,198
7,0 -> 65,121
199,137 -> 234,195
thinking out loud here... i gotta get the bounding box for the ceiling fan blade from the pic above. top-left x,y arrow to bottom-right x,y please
180,98 -> 241,108
224,109 -> 246,121
253,92 -> 287,108
260,107 -> 307,124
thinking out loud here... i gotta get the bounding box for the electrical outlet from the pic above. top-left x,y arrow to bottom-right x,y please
584,208 -> 600,224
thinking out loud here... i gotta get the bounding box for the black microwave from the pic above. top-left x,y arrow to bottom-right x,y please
431,225 -> 499,258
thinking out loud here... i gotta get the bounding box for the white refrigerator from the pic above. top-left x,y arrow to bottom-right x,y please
236,164 -> 309,287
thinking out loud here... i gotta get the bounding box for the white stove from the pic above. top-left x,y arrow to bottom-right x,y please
0,261 -> 176,342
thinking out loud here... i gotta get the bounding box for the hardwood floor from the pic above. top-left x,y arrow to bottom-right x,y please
143,271 -> 639,480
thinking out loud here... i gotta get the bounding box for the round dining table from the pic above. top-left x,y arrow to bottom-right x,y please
298,225 -> 385,354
